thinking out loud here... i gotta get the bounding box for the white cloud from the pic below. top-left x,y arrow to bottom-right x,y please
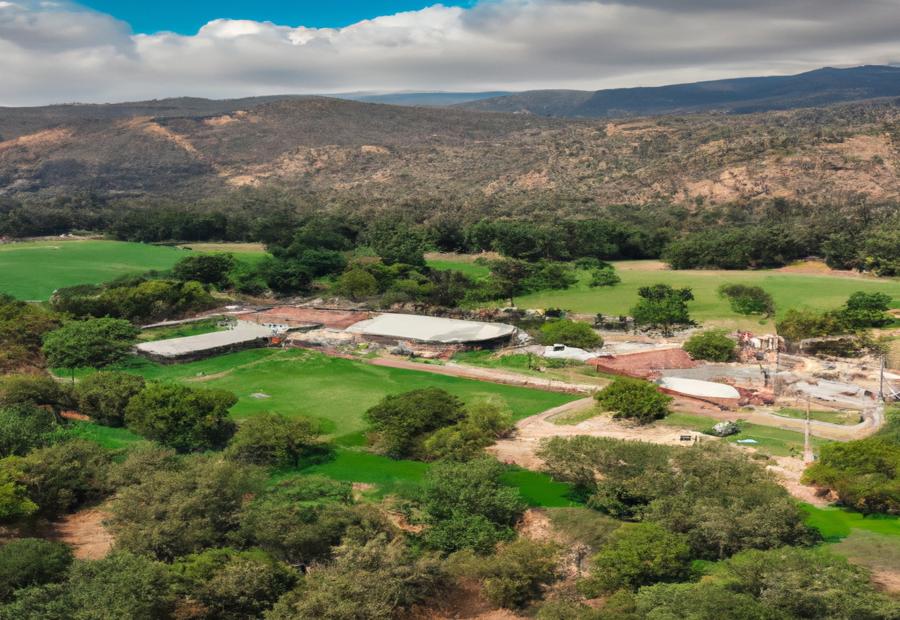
0,0 -> 898,105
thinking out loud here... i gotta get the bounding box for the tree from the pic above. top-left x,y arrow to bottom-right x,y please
42,318 -> 139,379
0,374 -> 73,418
683,330 -> 736,362
0,463 -> 38,522
861,227 -> 900,276
420,458 -> 525,554
580,523 -> 691,595
802,438 -> 899,514
839,291 -> 893,329
364,388 -> 466,459
75,371 -> 145,427
718,284 -> 775,317
0,539 -> 73,601
125,383 -> 237,452
335,267 -> 379,300
225,413 -> 322,467
109,456 -> 265,560
589,267 -> 621,288
776,307 -> 847,343
170,548 -> 298,619
472,539 -> 561,609
595,378 -> 671,424
635,581 -> 771,620
0,404 -> 60,458
486,258 -> 532,306
539,319 -> 603,350
368,221 -> 427,266
1,440 -> 112,518
423,399 -> 514,462
630,285 -> 694,336
172,253 -> 236,288
267,536 -> 443,620
0,294 -> 61,373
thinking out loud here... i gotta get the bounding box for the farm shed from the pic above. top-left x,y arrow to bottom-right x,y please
345,313 -> 517,349
135,321 -> 273,363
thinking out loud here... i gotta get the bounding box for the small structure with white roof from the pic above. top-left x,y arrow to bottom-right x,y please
345,313 -> 516,348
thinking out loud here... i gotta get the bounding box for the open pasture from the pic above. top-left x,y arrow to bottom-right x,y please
0,239 -> 187,300
109,348 -> 578,441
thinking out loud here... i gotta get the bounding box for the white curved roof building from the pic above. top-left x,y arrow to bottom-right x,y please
346,313 -> 516,345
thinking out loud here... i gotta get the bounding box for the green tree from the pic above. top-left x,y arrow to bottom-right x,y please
364,388 -> 466,459
225,413 -> 322,468
267,536 -> 443,620
0,374 -> 73,418
718,284 -> 775,317
682,330 -> 736,362
539,319 -> 603,350
42,318 -> 139,380
630,285 -> 694,336
423,399 -> 514,462
368,222 -> 427,266
0,538 -> 73,601
580,523 -> 691,595
839,291 -> 893,329
109,456 -> 265,560
170,548 -> 298,620
420,458 -> 525,554
776,307 -> 848,343
635,581 -> 771,620
172,253 -> 236,288
861,227 -> 900,276
75,371 -> 145,427
475,539 -> 561,609
486,258 -> 533,306
335,267 -> 379,300
125,383 -> 237,452
0,404 -> 60,458
0,464 -> 38,522
589,267 -> 621,288
802,438 -> 899,514
595,378 -> 671,424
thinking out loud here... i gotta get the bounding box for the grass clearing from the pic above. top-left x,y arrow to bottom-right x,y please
0,239 -> 188,300
137,318 -> 224,342
801,504 -> 900,541
430,258 -> 900,330
66,421 -> 147,451
88,348 -> 578,440
450,350 -> 611,388
662,412 -> 831,457
501,468 -> 580,507
426,258 -> 491,279
550,407 -> 600,425
774,407 -> 861,426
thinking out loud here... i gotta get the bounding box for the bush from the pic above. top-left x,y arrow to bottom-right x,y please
225,413 -> 322,467
580,523 -> 691,595
539,319 -> 603,350
475,539 -> 560,609
335,267 -> 379,300
630,285 -> 694,336
42,318 -> 139,373
172,253 -> 236,288
0,538 -> 73,601
802,438 -> 899,514
595,378 -> 671,424
682,330 -> 736,362
125,383 -> 237,452
718,284 -> 775,316
364,388 -> 466,459
589,267 -> 621,288
422,399 -> 514,462
75,371 -> 145,427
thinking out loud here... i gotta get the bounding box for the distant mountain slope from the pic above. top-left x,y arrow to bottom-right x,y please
0,94 -> 898,212
458,66 -> 900,118
334,92 -> 512,107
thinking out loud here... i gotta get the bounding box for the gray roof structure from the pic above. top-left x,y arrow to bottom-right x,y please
345,313 -> 516,344
135,321 -> 273,359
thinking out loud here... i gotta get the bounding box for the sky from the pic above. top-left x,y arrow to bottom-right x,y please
1,0 -> 899,106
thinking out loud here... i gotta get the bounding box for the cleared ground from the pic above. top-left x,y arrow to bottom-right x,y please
0,240 -> 187,300
427,257 -> 900,330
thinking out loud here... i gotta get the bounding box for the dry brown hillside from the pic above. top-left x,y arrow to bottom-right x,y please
1,96 -> 899,212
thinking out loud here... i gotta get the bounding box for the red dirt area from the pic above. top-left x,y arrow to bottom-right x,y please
237,307 -> 371,330
49,508 -> 113,560
590,348 -> 696,378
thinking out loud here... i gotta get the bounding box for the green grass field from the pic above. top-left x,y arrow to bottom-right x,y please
802,504 -> 900,541
92,348 -> 578,440
137,319 -> 224,342
429,257 -> 900,330
663,412 -> 831,457
774,407 -> 861,426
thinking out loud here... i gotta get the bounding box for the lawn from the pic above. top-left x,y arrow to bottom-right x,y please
663,412 -> 831,457
801,504 -> 900,541
426,258 -> 491,279
432,258 -> 900,330
137,318 -> 225,342
774,407 -> 861,426
96,348 -> 578,440
0,240 -> 188,300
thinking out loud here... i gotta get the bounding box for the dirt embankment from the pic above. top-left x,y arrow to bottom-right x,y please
49,508 -> 114,560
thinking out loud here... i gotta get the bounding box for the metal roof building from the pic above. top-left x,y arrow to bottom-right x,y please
135,321 -> 273,362
345,313 -> 516,345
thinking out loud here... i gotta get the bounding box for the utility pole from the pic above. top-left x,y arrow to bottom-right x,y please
803,395 -> 814,464
879,355 -> 886,403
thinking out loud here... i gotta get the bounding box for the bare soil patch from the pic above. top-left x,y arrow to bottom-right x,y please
49,508 -> 113,560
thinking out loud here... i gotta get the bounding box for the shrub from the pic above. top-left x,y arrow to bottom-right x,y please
718,284 -> 775,316
225,413 -> 322,468
595,378 -> 671,424
802,438 -> 899,514
630,284 -> 694,336
172,253 -> 236,288
42,318 -> 140,373
539,319 -> 603,350
422,399 -> 514,462
682,330 -> 736,362
476,539 -> 560,609
125,383 -> 237,452
589,267 -> 621,288
75,371 -> 145,427
335,268 -> 379,300
0,404 -> 61,458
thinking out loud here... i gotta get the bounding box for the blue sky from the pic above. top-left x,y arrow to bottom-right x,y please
78,1 -> 474,34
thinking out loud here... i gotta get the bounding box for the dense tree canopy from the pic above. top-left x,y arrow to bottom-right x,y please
595,378 -> 672,425
682,330 -> 737,362
365,388 -> 466,459
42,318 -> 139,373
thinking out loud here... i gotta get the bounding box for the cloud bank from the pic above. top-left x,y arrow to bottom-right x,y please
1,0 -> 898,105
